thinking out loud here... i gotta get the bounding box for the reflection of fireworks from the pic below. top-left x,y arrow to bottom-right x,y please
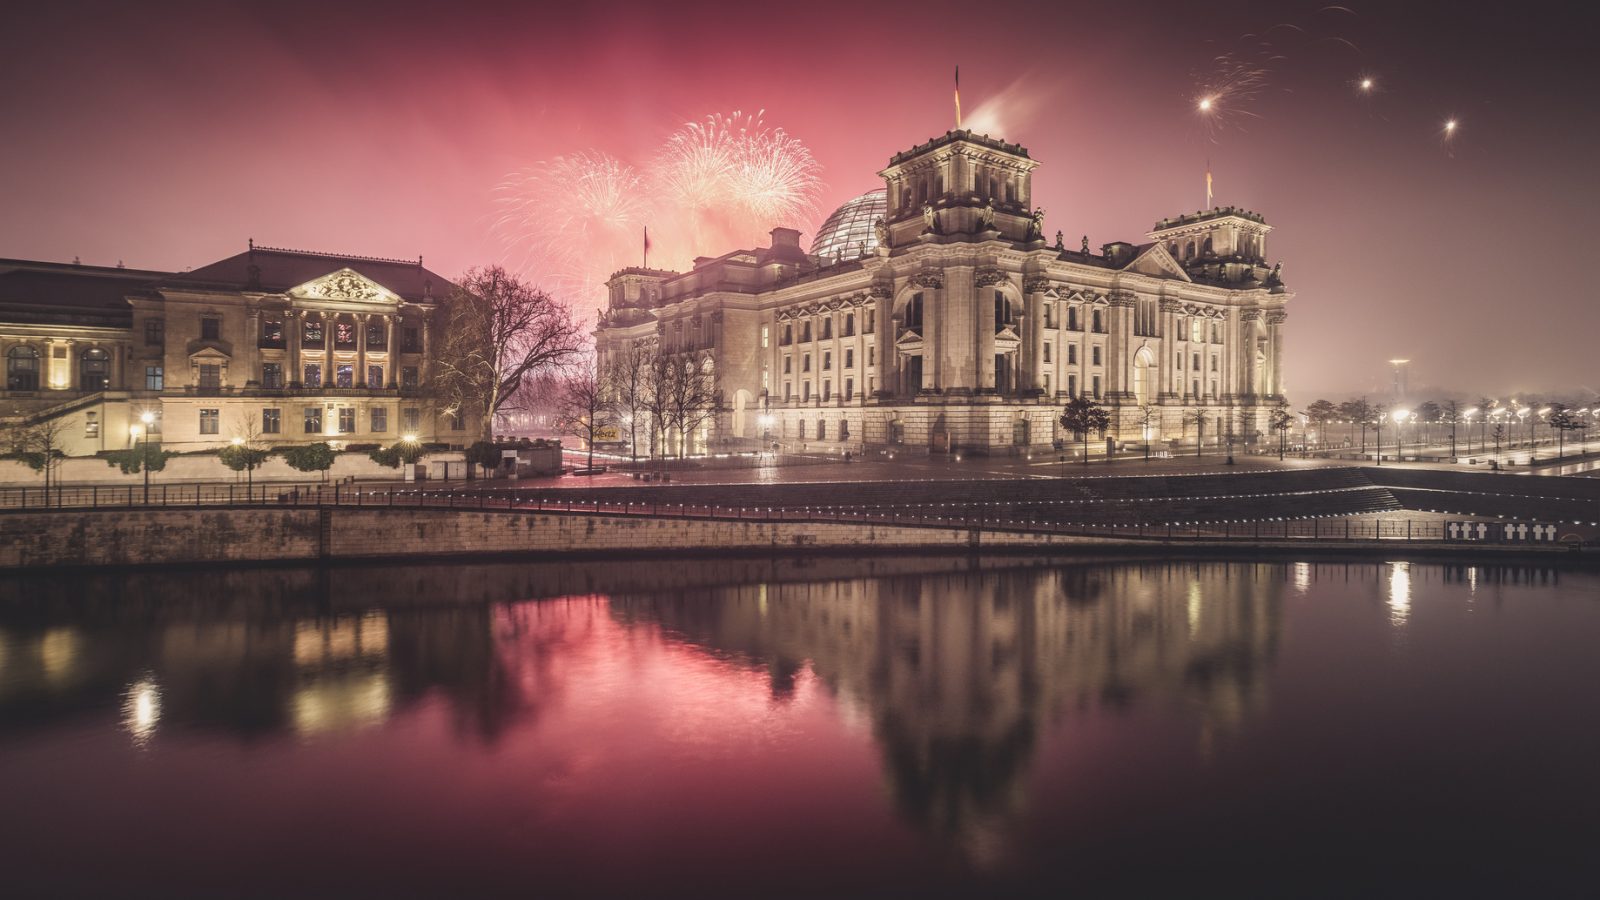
495,111 -> 823,313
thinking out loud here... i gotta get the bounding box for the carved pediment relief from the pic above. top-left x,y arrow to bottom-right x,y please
289,268 -> 400,304
1123,245 -> 1192,282
186,340 -> 233,360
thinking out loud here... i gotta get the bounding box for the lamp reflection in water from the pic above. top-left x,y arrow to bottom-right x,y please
121,676 -> 162,746
1387,561 -> 1412,627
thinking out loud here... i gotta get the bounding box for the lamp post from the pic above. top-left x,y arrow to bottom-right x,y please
1391,409 -> 1411,461
1517,407 -> 1531,461
1462,408 -> 1477,455
137,411 -> 155,503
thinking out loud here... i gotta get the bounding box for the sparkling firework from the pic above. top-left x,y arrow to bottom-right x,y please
655,110 -> 822,240
1191,53 -> 1269,140
492,151 -> 649,301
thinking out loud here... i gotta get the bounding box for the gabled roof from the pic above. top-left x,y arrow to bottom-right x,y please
1120,243 -> 1191,282
161,245 -> 453,302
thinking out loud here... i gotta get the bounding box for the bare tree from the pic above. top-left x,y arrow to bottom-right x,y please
606,342 -> 655,461
1135,402 -> 1160,461
662,357 -> 716,459
7,417 -> 70,501
554,367 -> 615,473
432,266 -> 584,442
1268,401 -> 1294,460
1183,408 -> 1212,458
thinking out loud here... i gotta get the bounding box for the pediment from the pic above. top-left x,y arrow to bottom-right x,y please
895,330 -> 925,353
1122,245 -> 1192,282
186,341 -> 233,360
288,268 -> 401,304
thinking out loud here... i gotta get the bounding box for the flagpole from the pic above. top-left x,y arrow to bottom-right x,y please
954,65 -> 961,130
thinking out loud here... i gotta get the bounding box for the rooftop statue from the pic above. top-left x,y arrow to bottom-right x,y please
1027,207 -> 1045,240
922,203 -> 942,235
873,217 -> 889,250
977,199 -> 996,232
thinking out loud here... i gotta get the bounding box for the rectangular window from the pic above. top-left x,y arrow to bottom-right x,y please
200,317 -> 220,341
1210,356 -> 1218,372
1092,346 -> 1101,366
783,356 -> 792,374
448,409 -> 465,431
85,411 -> 100,438
822,318 -> 832,339
845,348 -> 854,369
803,354 -> 811,373
844,314 -> 855,337
866,309 -> 875,333
1092,375 -> 1102,400
1193,353 -> 1201,370
823,351 -> 832,371
845,378 -> 854,400
1193,379 -> 1200,397
371,407 -> 388,433
823,380 -> 831,401
868,346 -> 875,366
1044,374 -> 1052,395
338,407 -> 355,433
367,365 -> 383,388
1043,343 -> 1052,363
334,322 -> 356,349
262,408 -> 281,434
336,364 -> 353,388
817,419 -> 827,440
403,408 -> 420,433
1192,320 -> 1204,343
784,382 -> 792,401
1068,345 -> 1077,365
761,325 -> 770,348
401,367 -> 418,390
1068,374 -> 1078,397
199,363 -> 221,389
261,320 -> 284,347
304,364 -> 322,389
803,382 -> 811,402
304,406 -> 323,434
303,320 -> 324,347
802,322 -> 812,342
1068,307 -> 1079,331
144,319 -> 164,345
366,321 -> 386,348
199,408 -> 219,434
145,365 -> 164,391
401,327 -> 421,353
261,363 -> 283,389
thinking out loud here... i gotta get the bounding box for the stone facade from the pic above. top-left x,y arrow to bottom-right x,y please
597,130 -> 1292,456
1,246 -> 476,455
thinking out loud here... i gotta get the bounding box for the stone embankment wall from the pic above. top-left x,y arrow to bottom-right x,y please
0,508 -> 1113,569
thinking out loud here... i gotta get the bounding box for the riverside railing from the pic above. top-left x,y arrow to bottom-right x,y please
1,482 -> 1589,545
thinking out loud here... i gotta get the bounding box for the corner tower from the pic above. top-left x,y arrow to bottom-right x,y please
878,131 -> 1040,247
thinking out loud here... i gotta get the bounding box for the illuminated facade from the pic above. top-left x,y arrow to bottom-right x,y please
596,129 -> 1292,455
1,246 -> 474,454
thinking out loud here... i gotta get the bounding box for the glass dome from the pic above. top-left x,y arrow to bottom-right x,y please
808,188 -> 887,262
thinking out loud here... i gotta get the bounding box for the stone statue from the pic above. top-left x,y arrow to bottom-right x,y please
1027,207 -> 1045,240
1054,230 -> 1064,250
873,217 -> 889,250
922,203 -> 941,235
1080,235 -> 1090,255
977,199 -> 996,232
1265,261 -> 1283,287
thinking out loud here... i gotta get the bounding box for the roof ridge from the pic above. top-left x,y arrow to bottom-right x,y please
251,244 -> 423,267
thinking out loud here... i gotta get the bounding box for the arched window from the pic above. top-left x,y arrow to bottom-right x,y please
7,345 -> 40,390
79,347 -> 110,391
1202,236 -> 1214,256
1186,240 -> 1196,260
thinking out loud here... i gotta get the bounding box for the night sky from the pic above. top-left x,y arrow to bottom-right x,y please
3,0 -> 1596,400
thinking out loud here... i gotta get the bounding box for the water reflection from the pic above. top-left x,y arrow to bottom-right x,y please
607,562 -> 1285,859
0,557 -> 1593,894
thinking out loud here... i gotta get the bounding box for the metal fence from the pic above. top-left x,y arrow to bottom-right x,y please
3,482 -> 1587,545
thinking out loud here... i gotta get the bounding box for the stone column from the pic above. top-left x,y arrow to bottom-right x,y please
323,313 -> 335,385
287,311 -> 301,387
909,270 -> 942,392
1106,292 -> 1136,400
356,313 -> 369,387
421,319 -> 433,386
869,285 -> 892,397
975,268 -> 1003,393
1023,276 -> 1048,393
385,314 -> 398,388
1240,309 -> 1262,399
1159,300 -> 1181,398
1266,310 -> 1286,398
112,342 -> 125,391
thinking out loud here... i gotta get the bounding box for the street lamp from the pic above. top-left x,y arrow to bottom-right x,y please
137,411 -> 155,503
1462,408 -> 1477,455
1391,408 -> 1410,461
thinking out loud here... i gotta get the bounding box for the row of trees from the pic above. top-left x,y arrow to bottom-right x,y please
1056,397 -> 1297,463
1299,396 -> 1593,459
555,344 -> 718,469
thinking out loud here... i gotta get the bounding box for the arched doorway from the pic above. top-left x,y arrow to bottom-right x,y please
80,347 -> 110,391
7,345 -> 40,391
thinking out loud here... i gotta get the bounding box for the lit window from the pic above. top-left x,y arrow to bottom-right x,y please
262,408 -> 281,434
371,408 -> 388,432
199,408 -> 219,434
304,406 -> 323,434
338,407 -> 355,433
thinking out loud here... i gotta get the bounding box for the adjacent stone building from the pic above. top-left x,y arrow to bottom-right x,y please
596,129 -> 1291,456
1,245 -> 473,455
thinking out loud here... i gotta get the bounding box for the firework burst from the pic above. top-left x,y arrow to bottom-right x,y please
655,110 -> 822,241
492,151 -> 649,299
1192,53 -> 1269,141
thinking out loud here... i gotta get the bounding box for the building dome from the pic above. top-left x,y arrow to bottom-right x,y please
808,189 -> 887,261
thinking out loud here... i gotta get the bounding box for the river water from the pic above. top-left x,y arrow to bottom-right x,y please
1,556 -> 1597,897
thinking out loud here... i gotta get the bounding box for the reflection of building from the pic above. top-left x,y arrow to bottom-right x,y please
596,128 -> 1292,455
609,562 -> 1284,860
1,246 -> 476,455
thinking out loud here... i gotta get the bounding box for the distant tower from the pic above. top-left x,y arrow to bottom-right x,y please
1389,359 -> 1410,399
